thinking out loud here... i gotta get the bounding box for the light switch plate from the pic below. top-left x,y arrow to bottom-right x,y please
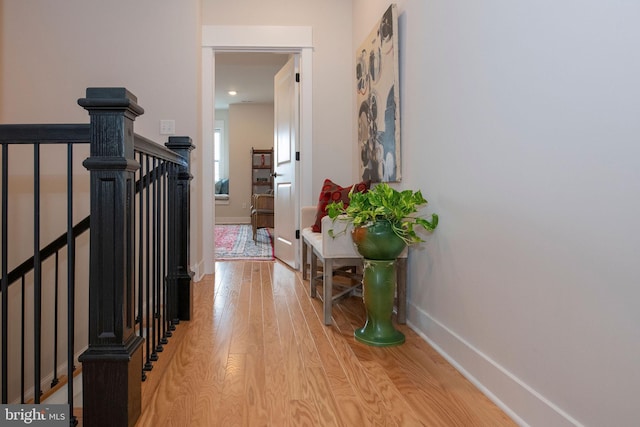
160,120 -> 175,135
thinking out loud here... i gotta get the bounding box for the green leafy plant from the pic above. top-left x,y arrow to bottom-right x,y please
327,182 -> 439,245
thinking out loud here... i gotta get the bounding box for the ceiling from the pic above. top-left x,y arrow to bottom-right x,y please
215,52 -> 291,110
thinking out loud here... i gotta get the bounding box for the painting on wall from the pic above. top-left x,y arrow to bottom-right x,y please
357,4 -> 400,183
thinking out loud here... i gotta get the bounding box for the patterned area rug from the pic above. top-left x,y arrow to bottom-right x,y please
215,224 -> 274,261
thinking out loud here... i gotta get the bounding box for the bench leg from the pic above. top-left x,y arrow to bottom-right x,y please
396,258 -> 407,324
302,238 -> 308,280
323,258 -> 333,325
310,250 -> 318,298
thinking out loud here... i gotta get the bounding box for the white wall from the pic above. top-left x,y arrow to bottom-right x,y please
0,0 -> 203,267
354,1 -> 640,426
0,1 -> 202,400
203,0 -> 354,198
0,1 -> 200,136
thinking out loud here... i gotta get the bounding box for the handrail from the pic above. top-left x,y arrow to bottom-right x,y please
0,88 -> 194,426
5,165 -> 174,289
0,126 -> 187,171
0,124 -> 90,143
6,217 -> 90,285
134,134 -> 186,166
1,125 -> 187,288
2,133 -> 185,288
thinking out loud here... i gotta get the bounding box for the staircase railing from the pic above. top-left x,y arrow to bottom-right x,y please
1,124 -> 91,419
0,87 -> 194,426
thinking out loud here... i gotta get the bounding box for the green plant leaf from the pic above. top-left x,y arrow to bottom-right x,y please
326,183 -> 439,244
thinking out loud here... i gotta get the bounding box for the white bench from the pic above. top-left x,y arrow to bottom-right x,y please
300,206 -> 407,325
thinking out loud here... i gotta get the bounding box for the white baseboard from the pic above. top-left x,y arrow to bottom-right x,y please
21,346 -> 87,405
43,371 -> 83,406
191,259 -> 205,282
408,303 -> 583,427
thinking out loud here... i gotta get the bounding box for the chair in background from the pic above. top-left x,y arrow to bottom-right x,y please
251,193 -> 274,241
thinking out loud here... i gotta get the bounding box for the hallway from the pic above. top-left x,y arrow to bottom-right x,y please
136,261 -> 516,426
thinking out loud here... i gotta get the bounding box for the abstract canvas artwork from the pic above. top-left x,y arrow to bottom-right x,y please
357,4 -> 400,183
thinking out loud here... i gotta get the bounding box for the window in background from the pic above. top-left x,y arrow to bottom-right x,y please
214,120 -> 229,197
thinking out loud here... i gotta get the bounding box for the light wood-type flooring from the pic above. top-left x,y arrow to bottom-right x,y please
135,260 -> 517,426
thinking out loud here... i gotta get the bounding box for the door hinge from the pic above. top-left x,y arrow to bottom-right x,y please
295,151 -> 300,161
295,229 -> 300,239
295,73 -> 300,83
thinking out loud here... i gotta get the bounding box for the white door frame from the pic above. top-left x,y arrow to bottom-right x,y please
201,25 -> 313,275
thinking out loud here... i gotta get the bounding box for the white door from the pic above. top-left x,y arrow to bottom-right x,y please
273,56 -> 299,269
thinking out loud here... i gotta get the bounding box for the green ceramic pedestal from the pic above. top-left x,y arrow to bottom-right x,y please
354,259 -> 405,346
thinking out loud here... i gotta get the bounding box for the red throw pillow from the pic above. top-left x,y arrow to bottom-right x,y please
312,178 -> 370,232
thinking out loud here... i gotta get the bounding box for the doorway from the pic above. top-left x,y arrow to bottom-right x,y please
213,51 -> 289,223
201,25 -> 314,274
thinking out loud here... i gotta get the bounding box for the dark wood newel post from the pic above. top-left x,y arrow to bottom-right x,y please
166,136 -> 194,321
78,88 -> 145,427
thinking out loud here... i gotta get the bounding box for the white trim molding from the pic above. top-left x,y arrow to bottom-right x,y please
408,303 -> 584,427
202,25 -> 312,49
201,25 -> 314,274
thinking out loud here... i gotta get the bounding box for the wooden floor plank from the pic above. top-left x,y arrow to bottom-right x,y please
305,367 -> 342,427
271,263 -> 310,401
282,271 -> 323,371
323,315 -> 395,426
260,262 -> 290,426
136,260 -> 517,427
217,353 -> 247,427
288,399 -> 321,427
290,269 -> 370,427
